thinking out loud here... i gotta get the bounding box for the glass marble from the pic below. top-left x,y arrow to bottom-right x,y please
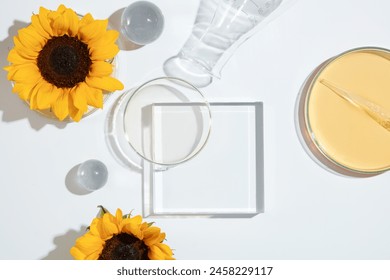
121,1 -> 164,45
77,160 -> 108,191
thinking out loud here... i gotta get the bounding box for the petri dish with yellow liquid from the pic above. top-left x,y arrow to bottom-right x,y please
297,47 -> 390,176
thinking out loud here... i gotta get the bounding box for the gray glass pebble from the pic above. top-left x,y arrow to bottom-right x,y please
77,160 -> 108,191
121,1 -> 164,45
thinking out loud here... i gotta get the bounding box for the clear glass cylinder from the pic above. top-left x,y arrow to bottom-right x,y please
164,0 -> 296,87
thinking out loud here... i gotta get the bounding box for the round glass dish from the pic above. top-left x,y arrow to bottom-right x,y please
297,47 -> 390,176
117,77 -> 212,168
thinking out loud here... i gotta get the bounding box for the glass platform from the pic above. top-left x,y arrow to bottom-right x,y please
142,102 -> 264,218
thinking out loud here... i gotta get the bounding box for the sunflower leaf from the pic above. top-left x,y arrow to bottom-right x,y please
97,205 -> 109,218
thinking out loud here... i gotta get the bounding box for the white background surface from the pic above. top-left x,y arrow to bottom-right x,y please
1,0 -> 390,260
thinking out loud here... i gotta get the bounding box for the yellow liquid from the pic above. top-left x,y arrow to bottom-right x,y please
307,48 -> 390,173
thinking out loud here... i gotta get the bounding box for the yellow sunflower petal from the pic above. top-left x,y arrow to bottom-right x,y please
29,82 -> 42,110
36,82 -> 59,110
13,36 -> 39,59
86,76 -> 124,92
30,79 -> 55,110
85,87 -> 103,108
89,30 -> 119,46
123,224 -> 143,240
79,19 -> 108,43
72,82 -> 100,110
121,215 -> 143,228
73,233 -> 104,257
99,213 -> 120,239
69,86 -> 88,122
122,216 -> 144,240
47,9 -> 60,22
74,233 -> 105,251
51,10 -> 69,36
155,243 -> 174,258
31,14 -> 51,39
88,218 -> 103,238
143,227 -> 164,246
159,232 -> 166,243
11,47 -> 37,61
5,64 -> 20,80
7,49 -> 33,65
7,63 -> 41,84
50,5 -> 79,37
68,95 -> 85,122
89,213 -> 121,240
56,4 -> 67,13
148,246 -> 163,260
70,84 -> 88,112
12,82 -> 33,100
52,90 -> 70,121
89,61 -> 113,77
64,8 -> 79,37
115,209 -> 123,225
70,247 -> 87,260
89,43 -> 119,61
140,222 -> 149,231
4,65 -> 16,80
79,13 -> 94,29
17,26 -> 45,51
148,245 -> 167,260
37,7 -> 54,36
85,250 -> 101,260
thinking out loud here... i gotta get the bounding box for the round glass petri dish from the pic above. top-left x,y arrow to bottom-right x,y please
120,77 -> 211,168
297,47 -> 390,176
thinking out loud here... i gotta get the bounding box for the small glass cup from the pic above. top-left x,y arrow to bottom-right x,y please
110,77 -> 212,170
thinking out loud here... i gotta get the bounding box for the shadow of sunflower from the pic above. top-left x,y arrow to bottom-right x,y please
41,226 -> 87,260
0,20 -> 67,130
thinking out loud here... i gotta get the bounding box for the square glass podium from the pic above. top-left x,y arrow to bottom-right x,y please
143,102 -> 264,218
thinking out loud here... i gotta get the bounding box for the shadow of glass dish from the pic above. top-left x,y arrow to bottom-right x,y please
108,8 -> 144,51
105,90 -> 143,172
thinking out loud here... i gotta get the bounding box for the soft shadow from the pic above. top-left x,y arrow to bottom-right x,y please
141,105 -> 153,159
0,20 -> 67,130
41,226 -> 87,260
65,164 -> 93,195
104,92 -> 143,173
108,8 -> 144,51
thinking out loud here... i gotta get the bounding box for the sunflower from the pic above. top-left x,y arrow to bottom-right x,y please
4,5 -> 124,122
70,207 -> 175,260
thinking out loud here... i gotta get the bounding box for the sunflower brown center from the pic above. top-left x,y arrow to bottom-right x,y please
37,35 -> 91,88
98,233 -> 150,260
